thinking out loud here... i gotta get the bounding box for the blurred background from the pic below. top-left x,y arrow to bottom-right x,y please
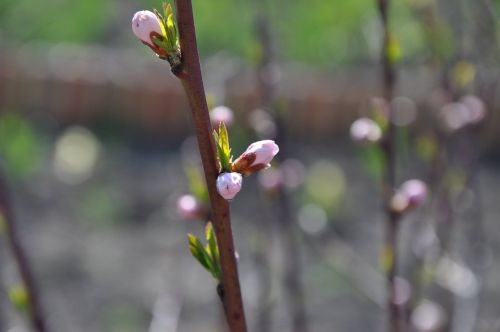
1,0 -> 500,331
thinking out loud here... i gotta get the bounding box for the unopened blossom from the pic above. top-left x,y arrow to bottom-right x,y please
392,179 -> 428,213
440,102 -> 470,131
176,194 -> 204,220
210,106 -> 234,127
131,11 -> 166,56
350,117 -> 382,143
131,5 -> 180,67
401,179 -> 428,208
232,140 -> 279,176
460,95 -> 485,124
216,172 -> 243,200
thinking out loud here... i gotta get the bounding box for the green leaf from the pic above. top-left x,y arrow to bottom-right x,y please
166,13 -> 177,50
205,222 -> 221,280
8,284 -> 28,312
188,234 -> 212,271
187,233 -> 220,281
213,122 -> 232,172
163,2 -> 172,18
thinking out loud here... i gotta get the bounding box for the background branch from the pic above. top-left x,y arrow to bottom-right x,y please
0,172 -> 48,332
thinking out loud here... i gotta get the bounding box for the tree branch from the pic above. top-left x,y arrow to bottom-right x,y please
173,1 -> 247,331
0,172 -> 48,332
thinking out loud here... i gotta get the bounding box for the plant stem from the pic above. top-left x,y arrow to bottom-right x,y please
173,1 -> 247,331
376,0 -> 402,331
0,173 -> 48,332
254,5 -> 308,331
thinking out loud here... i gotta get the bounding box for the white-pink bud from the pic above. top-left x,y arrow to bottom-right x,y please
131,10 -> 163,45
176,194 -> 204,220
216,172 -> 243,200
232,140 -> 279,176
246,140 -> 279,165
460,95 -> 485,124
401,179 -> 428,208
210,106 -> 234,127
350,118 -> 382,143
440,102 -> 470,131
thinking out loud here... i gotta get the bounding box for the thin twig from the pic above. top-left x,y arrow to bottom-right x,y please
0,172 -> 48,332
254,4 -> 308,330
376,0 -> 402,331
173,1 -> 247,331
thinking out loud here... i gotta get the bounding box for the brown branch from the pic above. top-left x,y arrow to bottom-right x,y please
376,0 -> 403,331
0,173 -> 48,332
254,8 -> 308,331
173,1 -> 247,331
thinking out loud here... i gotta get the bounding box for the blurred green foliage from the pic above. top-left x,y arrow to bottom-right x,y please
8,284 -> 29,312
0,112 -> 43,179
0,0 -> 425,66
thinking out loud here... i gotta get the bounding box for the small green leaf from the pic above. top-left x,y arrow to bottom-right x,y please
163,2 -> 172,18
188,234 -> 212,271
153,9 -> 164,25
187,233 -> 220,281
166,14 -> 177,49
8,284 -> 29,312
213,122 -> 232,172
205,223 -> 221,280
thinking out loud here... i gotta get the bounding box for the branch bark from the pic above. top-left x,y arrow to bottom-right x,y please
173,1 -> 247,331
0,173 -> 48,332
376,0 -> 402,331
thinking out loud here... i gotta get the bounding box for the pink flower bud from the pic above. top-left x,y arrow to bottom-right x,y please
216,172 -> 243,200
131,10 -> 167,57
210,106 -> 234,127
460,95 -> 485,124
132,11 -> 163,44
350,118 -> 382,143
401,179 -> 428,208
176,194 -> 204,220
232,140 -> 279,176
392,179 -> 428,212
440,102 -> 470,131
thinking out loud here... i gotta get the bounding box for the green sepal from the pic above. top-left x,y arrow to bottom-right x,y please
152,35 -> 170,51
213,122 -> 232,172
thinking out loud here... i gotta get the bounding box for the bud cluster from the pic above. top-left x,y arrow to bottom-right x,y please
213,123 -> 279,200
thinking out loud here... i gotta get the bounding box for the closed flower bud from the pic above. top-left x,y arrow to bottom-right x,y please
176,194 -> 204,220
391,179 -> 428,213
216,172 -> 243,200
460,95 -> 485,124
132,11 -> 162,43
401,179 -> 428,208
131,7 -> 180,66
232,140 -> 279,176
350,118 -> 382,143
